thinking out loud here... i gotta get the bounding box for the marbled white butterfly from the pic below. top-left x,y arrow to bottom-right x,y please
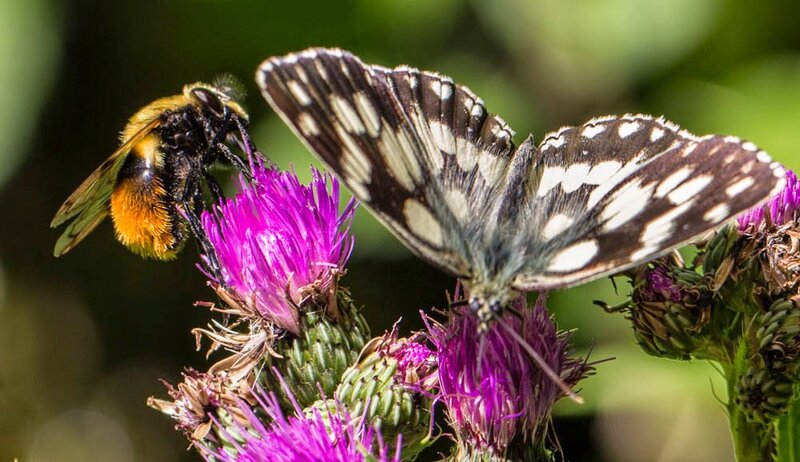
257,48 -> 786,328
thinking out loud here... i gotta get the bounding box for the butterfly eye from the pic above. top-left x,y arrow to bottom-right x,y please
490,300 -> 502,314
191,88 -> 227,117
468,298 -> 481,313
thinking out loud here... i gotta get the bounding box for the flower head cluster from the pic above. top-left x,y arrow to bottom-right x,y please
738,169 -> 800,231
201,165 -> 357,334
427,295 -> 592,457
203,386 -> 398,462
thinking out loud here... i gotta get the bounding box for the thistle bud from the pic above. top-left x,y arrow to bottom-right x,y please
625,260 -> 709,360
262,289 -> 371,409
335,328 -> 437,459
754,297 -> 800,375
734,366 -> 795,424
701,224 -> 740,278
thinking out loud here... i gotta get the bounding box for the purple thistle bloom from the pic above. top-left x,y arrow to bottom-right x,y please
738,169 -> 800,231
201,164 -> 357,334
394,339 -> 436,383
203,386 -> 399,462
640,265 -> 685,303
426,294 -> 592,456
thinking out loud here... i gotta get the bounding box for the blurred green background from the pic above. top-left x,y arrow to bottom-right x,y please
1,0 -> 799,460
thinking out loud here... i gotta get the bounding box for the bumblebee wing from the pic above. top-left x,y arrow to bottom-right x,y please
51,118 -> 161,227
53,202 -> 110,257
51,118 -> 161,256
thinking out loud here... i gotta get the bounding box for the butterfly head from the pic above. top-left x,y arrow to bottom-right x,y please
469,297 -> 502,334
464,283 -> 519,334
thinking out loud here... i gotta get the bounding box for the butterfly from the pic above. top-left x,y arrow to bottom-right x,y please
256,47 -> 786,328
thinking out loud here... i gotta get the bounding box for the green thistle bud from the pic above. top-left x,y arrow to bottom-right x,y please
335,329 -> 437,460
262,289 -> 371,409
754,297 -> 800,375
702,225 -> 739,276
734,366 -> 796,424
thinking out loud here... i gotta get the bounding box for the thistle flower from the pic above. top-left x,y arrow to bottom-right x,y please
336,327 -> 437,459
738,169 -> 800,232
202,385 -> 399,462
197,164 -> 370,407
427,294 -> 592,460
201,164 -> 357,335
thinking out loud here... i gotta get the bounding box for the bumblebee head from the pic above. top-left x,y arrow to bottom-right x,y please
184,78 -> 248,122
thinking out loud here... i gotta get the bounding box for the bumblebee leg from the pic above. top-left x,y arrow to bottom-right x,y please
180,199 -> 225,282
204,172 -> 225,203
176,174 -> 225,283
232,116 -> 269,168
217,142 -> 255,182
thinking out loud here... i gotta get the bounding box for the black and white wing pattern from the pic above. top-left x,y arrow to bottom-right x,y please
257,48 -> 786,293
512,118 -> 785,289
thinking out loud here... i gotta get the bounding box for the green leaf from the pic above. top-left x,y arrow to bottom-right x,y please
776,398 -> 800,462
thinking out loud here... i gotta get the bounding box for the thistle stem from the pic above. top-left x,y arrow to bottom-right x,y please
727,346 -> 775,462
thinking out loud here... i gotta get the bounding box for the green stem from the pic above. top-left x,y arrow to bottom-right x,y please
776,398 -> 800,462
727,344 -> 775,462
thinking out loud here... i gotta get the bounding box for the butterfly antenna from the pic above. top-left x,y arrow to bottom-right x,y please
477,333 -> 488,376
495,316 -> 584,404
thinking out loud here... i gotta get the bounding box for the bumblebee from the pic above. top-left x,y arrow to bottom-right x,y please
51,78 -> 255,263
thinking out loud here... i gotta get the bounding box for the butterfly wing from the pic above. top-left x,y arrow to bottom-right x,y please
51,118 -> 161,256
258,48 -> 786,293
258,49 -> 521,278
510,118 -> 786,290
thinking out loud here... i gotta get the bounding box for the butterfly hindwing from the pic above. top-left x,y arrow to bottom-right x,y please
513,132 -> 785,290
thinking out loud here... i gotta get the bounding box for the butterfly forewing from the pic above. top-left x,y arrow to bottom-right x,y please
258,47 -> 786,294
259,50 -> 522,278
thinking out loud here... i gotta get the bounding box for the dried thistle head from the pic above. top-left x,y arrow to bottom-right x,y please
147,369 -> 254,443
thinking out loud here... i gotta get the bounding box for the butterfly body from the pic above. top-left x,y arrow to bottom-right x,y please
258,48 -> 785,328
